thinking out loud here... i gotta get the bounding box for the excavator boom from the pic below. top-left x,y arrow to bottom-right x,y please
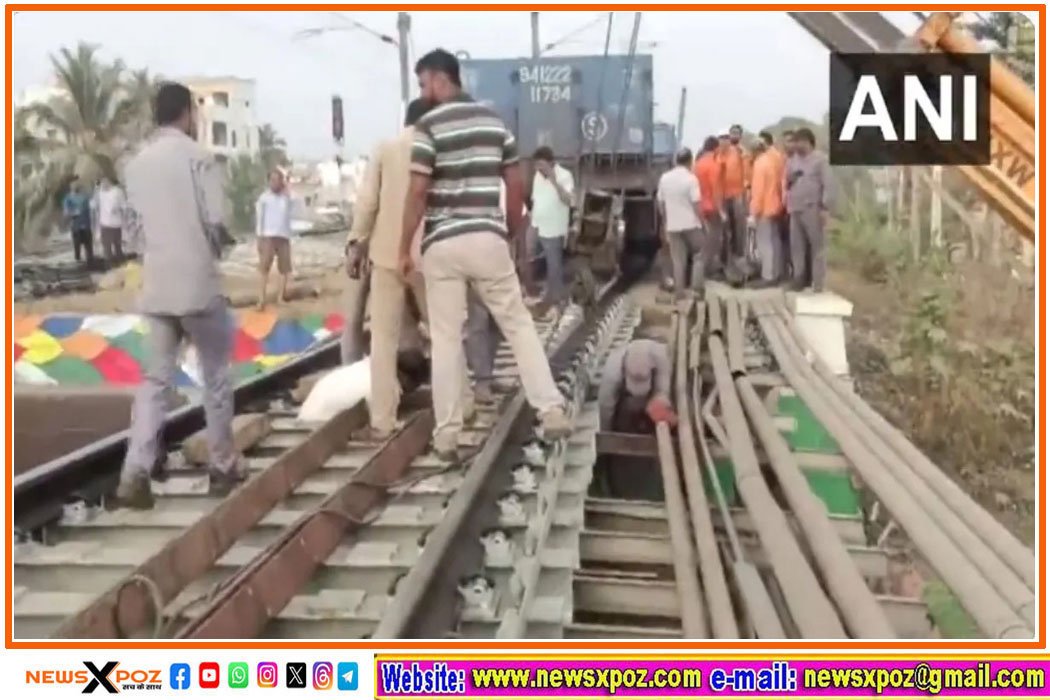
790,11 -> 1037,242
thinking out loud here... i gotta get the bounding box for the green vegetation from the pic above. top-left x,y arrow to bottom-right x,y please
14,42 -> 290,250
828,169 -> 1035,544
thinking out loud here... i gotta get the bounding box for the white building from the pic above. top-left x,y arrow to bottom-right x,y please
182,76 -> 259,161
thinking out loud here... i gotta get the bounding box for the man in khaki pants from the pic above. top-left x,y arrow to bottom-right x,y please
345,99 -> 433,441
398,49 -> 571,463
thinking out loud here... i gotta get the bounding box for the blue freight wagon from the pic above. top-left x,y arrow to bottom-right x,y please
460,54 -> 655,160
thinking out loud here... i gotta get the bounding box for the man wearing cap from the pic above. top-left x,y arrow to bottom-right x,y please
596,338 -> 677,498
657,147 -> 706,299
598,338 -> 677,433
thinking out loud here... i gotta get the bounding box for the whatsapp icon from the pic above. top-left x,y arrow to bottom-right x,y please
229,662 -> 249,689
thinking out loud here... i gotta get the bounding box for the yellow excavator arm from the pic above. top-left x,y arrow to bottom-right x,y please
914,12 -> 1036,242
790,11 -> 1037,242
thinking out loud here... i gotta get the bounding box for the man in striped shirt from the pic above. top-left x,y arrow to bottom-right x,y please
398,49 -> 571,462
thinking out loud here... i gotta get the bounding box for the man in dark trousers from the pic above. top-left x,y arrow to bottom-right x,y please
63,179 -> 94,267
784,127 -> 834,292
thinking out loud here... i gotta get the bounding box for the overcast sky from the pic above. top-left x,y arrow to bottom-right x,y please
12,10 -> 922,160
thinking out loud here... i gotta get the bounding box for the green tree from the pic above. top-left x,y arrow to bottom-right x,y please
225,153 -> 266,233
258,123 -> 289,171
963,12 -> 1035,86
122,67 -> 164,143
14,43 -> 141,247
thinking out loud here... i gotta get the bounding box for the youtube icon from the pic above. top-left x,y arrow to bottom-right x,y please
199,662 -> 220,689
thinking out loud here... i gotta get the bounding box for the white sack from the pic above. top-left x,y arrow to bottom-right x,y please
297,358 -> 372,423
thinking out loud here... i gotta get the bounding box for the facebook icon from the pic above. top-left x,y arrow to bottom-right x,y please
170,663 -> 191,690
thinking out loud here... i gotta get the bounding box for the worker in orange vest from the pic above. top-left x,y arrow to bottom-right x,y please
692,136 -> 726,281
748,130 -> 786,287
717,125 -> 751,266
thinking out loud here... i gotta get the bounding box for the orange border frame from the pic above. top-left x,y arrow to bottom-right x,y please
5,3 -> 1046,651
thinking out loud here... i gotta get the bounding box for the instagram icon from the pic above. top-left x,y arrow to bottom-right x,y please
313,662 -> 333,690
257,662 -> 278,688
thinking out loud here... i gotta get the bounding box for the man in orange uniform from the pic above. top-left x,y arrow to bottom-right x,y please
719,125 -> 751,263
748,131 -> 785,287
692,136 -> 725,280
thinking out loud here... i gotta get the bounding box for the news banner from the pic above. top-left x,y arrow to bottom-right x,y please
373,658 -> 1048,697
14,654 -> 1050,697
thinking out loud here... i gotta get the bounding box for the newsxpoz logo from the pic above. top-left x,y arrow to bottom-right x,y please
25,661 -> 163,693
829,52 -> 990,166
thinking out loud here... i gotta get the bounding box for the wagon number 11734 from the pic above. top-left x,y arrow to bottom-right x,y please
519,64 -> 573,104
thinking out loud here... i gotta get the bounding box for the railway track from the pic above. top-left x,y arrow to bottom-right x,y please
12,283 -> 1035,640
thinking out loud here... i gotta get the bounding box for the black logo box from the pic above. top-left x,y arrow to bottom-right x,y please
829,52 -> 991,166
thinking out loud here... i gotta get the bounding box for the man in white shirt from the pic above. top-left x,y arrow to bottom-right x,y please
529,146 -> 574,310
97,176 -> 126,265
656,148 -> 706,298
255,169 -> 293,309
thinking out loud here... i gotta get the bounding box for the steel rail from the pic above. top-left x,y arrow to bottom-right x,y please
673,301 -> 737,638
176,410 -> 435,638
654,317 -> 708,637
374,282 -> 622,638
709,300 -> 847,638
15,337 -> 341,533
754,303 -> 1030,639
497,298 -> 629,638
771,301 -> 1035,590
728,303 -> 895,638
761,303 -> 1035,626
689,304 -> 783,639
52,400 -> 366,638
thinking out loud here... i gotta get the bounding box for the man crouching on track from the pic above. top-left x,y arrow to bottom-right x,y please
113,82 -> 244,510
398,48 -> 572,464
596,337 -> 677,500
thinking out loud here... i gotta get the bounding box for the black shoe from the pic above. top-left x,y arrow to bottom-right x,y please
432,446 -> 463,467
150,453 -> 170,483
208,463 -> 248,497
112,475 -> 155,510
787,280 -> 807,292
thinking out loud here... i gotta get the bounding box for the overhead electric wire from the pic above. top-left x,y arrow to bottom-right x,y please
540,12 -> 609,54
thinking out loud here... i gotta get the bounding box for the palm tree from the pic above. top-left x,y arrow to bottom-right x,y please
258,123 -> 289,170
122,67 -> 163,144
14,42 -> 140,248
22,43 -> 139,182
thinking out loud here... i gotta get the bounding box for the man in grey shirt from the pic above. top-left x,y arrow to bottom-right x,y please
783,127 -> 834,292
114,82 -> 243,509
596,338 -> 677,499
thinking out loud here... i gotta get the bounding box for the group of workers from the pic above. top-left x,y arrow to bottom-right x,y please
62,176 -> 128,268
111,49 -> 591,508
657,124 -> 834,297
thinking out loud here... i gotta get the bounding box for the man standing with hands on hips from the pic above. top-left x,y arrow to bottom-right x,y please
397,48 -> 571,464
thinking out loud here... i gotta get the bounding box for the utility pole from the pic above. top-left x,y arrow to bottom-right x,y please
611,12 -> 642,160
531,12 -> 541,58
397,12 -> 412,125
675,87 -> 687,150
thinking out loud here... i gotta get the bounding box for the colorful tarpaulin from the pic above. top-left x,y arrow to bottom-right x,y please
13,310 -> 344,389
